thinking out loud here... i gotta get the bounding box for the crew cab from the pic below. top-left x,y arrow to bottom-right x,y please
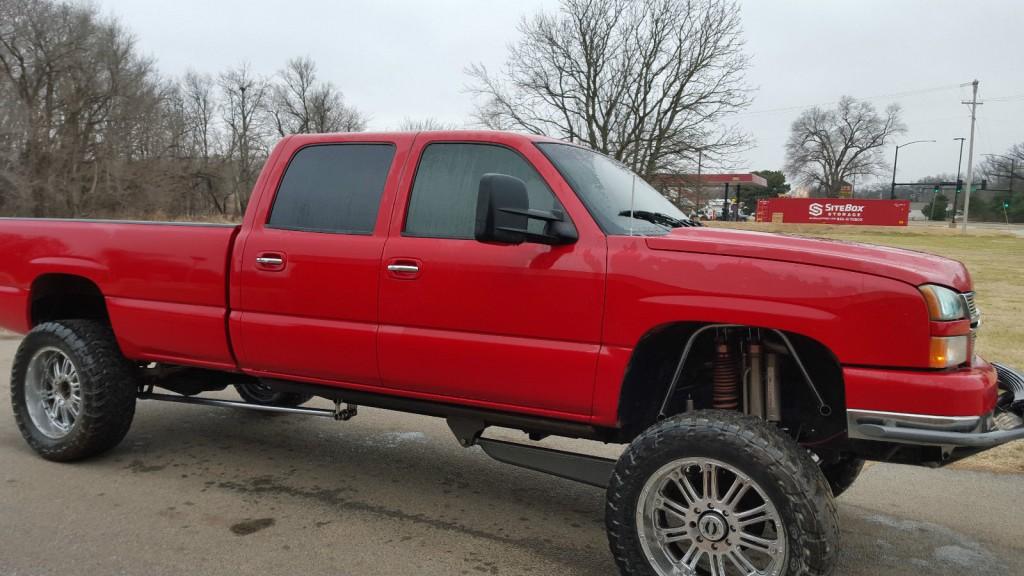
3,131 -> 1022,576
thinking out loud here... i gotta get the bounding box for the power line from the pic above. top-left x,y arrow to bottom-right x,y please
986,93 -> 1024,103
734,83 -> 961,118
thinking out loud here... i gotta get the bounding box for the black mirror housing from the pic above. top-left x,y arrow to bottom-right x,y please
475,173 -> 578,246
476,173 -> 530,244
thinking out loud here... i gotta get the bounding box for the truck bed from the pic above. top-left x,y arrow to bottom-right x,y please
0,219 -> 240,370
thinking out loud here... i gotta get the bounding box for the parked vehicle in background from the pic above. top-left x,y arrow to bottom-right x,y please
3,130 -> 1023,576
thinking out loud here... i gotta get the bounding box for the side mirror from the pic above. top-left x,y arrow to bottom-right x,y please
475,173 -> 577,246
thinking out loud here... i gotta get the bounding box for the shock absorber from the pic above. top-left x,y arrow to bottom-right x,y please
712,335 -> 740,410
748,339 -> 764,419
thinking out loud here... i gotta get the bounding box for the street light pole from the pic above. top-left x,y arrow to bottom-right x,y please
890,140 -> 936,200
890,147 -> 900,200
951,137 -> 966,226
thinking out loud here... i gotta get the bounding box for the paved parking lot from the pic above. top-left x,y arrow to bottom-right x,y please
1,336 -> 1021,575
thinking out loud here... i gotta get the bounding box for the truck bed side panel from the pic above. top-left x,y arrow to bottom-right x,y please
0,219 -> 239,370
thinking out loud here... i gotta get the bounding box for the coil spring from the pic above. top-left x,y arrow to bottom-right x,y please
712,339 -> 740,410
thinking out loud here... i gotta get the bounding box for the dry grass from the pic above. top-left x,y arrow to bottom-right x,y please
713,222 -> 1024,473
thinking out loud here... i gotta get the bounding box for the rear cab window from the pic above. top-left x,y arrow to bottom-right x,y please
268,143 -> 396,234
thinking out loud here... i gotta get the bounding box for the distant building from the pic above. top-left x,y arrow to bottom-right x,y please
650,172 -> 768,220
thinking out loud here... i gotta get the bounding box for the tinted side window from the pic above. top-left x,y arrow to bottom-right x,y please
404,143 -> 562,239
268,144 -> 395,234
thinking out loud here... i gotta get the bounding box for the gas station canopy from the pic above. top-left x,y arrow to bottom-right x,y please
651,173 -> 769,189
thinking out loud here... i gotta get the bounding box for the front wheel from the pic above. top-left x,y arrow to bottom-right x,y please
11,320 -> 138,462
606,410 -> 839,576
235,382 -> 312,407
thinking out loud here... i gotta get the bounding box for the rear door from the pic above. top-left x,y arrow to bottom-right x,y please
232,136 -> 408,386
378,135 -> 607,418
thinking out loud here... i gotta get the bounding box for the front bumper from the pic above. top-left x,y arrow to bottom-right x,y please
847,362 -> 1024,452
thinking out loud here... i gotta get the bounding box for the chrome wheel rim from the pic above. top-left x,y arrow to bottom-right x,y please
24,347 -> 82,439
636,457 -> 787,576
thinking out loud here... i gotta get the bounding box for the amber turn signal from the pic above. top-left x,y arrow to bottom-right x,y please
929,336 -> 969,369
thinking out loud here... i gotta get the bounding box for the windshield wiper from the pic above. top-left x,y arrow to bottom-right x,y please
618,210 -> 696,229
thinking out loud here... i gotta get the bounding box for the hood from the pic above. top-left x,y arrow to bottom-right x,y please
645,227 -> 971,291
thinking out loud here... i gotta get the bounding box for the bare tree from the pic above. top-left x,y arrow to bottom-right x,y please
179,71 -> 232,215
0,0 -> 179,217
0,0 -> 378,221
785,96 -> 905,198
980,143 -> 1023,189
220,63 -> 269,214
397,117 -> 459,131
269,56 -> 366,136
466,0 -> 752,179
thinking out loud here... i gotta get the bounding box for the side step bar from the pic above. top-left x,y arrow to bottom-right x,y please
476,437 -> 616,488
138,392 -> 357,420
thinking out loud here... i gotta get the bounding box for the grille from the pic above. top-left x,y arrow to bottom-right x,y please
963,292 -> 980,326
963,292 -> 980,352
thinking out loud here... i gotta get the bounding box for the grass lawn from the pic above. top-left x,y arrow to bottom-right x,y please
713,222 -> 1024,473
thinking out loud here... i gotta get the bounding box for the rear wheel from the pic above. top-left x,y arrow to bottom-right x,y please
606,410 -> 839,576
235,382 -> 312,408
11,320 -> 137,462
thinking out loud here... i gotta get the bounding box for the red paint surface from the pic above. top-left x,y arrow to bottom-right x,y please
756,198 -> 911,226
0,131 -> 998,430
845,357 -> 998,416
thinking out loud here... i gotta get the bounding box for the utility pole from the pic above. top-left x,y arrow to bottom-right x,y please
951,137 -> 965,227
962,80 -> 981,233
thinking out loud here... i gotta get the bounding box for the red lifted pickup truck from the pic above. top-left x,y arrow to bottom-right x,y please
3,131 -> 1022,576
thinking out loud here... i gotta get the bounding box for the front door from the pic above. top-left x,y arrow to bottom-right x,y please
378,137 -> 607,418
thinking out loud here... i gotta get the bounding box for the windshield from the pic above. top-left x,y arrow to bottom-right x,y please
536,142 -> 693,236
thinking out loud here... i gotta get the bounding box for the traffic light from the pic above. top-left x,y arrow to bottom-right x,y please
1005,200 -> 1011,209
933,184 -> 941,194
982,179 -> 988,190
956,179 -> 963,192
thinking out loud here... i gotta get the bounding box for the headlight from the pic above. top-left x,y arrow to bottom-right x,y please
929,336 -> 969,368
919,285 -> 966,321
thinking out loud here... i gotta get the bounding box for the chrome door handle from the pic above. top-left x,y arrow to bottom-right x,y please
256,256 -> 284,266
387,264 -> 419,273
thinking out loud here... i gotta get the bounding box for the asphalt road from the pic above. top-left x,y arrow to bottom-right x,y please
1,336 -> 1021,576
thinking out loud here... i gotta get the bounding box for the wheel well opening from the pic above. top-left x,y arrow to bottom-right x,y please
615,323 -> 847,446
30,274 -> 109,327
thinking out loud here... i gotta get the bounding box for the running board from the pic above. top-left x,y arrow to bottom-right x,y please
138,392 -> 354,419
476,437 -> 616,488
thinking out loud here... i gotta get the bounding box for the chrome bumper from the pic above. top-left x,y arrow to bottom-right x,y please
848,362 -> 1024,449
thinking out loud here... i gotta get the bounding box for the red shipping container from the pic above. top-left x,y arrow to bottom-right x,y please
755,198 -> 910,226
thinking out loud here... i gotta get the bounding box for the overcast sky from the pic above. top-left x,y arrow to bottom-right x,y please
99,0 -> 1023,187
